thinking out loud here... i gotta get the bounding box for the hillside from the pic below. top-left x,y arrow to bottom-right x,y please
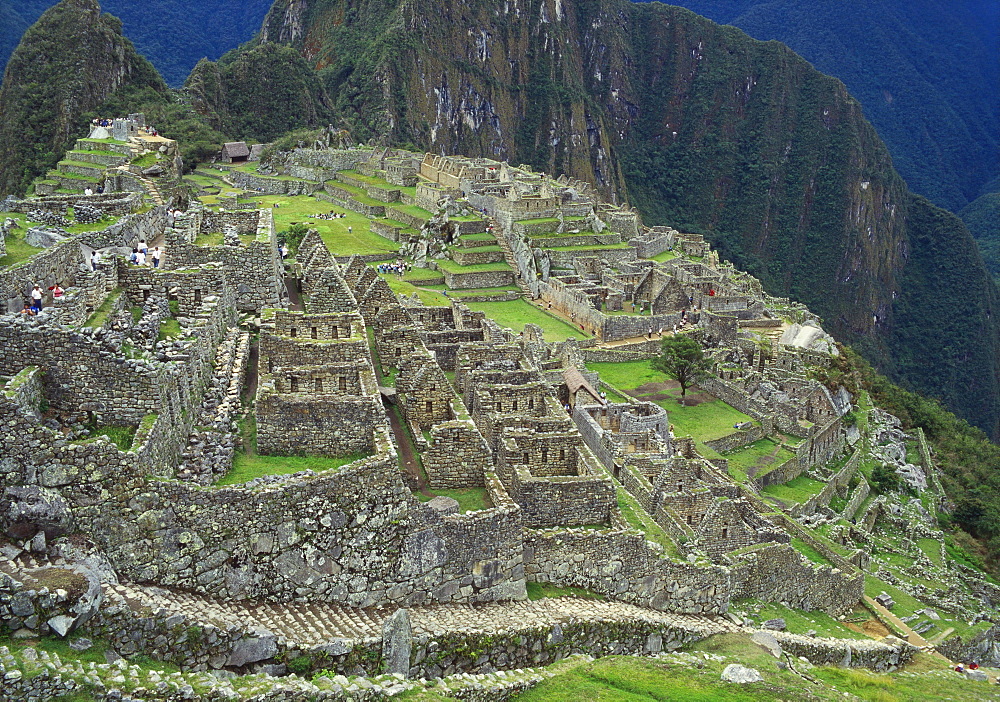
962,192 -> 1000,280
0,0 -> 169,198
0,0 -> 272,86
637,0 -> 1000,215
231,0 -> 1000,438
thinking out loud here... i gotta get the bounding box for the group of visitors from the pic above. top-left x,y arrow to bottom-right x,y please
378,260 -> 409,276
82,186 -> 104,196
21,283 -> 65,315
308,211 -> 348,221
128,239 -> 162,268
91,118 -> 113,128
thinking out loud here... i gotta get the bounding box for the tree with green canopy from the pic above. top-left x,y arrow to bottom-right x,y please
651,335 -> 713,404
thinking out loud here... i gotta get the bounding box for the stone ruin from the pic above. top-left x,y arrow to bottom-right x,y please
0,140 -> 990,695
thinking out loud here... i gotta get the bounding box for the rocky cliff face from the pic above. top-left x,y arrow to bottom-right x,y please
253,0 -> 1000,436
0,0 -> 168,197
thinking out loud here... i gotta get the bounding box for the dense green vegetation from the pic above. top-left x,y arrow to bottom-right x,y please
649,0 -> 1000,214
0,0 -> 273,86
961,192 -> 1000,279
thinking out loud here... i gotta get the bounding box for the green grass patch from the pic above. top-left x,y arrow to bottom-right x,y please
458,232 -> 496,243
90,425 -> 136,451
131,153 -> 158,168
791,537 -> 834,566
526,582 -> 605,601
219,453 -> 366,485
724,439 -> 795,481
0,213 -> 43,268
158,318 -> 181,341
648,249 -> 680,262
258,194 -> 399,256
415,487 -> 491,513
464,299 -> 589,341
617,487 -> 680,558
760,475 -> 826,504
435,259 -> 512,274
83,290 -> 122,328
544,243 -> 633,251
378,275 -> 451,306
738,600 -> 871,640
194,231 -> 225,247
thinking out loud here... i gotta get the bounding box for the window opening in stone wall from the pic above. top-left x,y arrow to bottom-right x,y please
290,328 -> 297,338
290,377 -> 299,392
311,327 -> 318,339
560,449 -> 565,461
512,400 -> 518,411
523,451 -> 530,464
315,378 -> 323,392
339,376 -> 347,392
721,527 -> 729,539
194,289 -> 201,303
686,515 -> 693,525
541,449 -> 548,463
426,401 -> 433,413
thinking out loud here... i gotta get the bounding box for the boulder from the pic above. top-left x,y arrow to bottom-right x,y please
226,631 -> 278,668
763,618 -> 786,631
25,226 -> 67,248
751,631 -> 783,658
1,485 -> 73,540
721,664 -> 764,684
965,669 -> 989,682
426,496 -> 459,515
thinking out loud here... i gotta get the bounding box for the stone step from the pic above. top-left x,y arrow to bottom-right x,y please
108,582 -> 734,649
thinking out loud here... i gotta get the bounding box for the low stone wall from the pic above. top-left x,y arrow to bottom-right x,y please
317,188 -> 387,218
230,171 -> 320,196
0,236 -> 87,313
523,526 -> 729,614
423,420 -> 491,488
529,232 -> 622,248
440,268 -> 516,290
771,631 -> 916,672
728,543 -> 863,616
451,248 -> 505,266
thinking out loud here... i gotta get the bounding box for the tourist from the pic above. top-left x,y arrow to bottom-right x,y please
49,283 -> 64,298
348,226 -> 353,233
90,250 -> 101,271
96,185 -> 104,194
30,286 -> 43,311
279,243 -> 288,260
84,187 -> 93,197
136,249 -> 147,266
21,302 -> 36,316
647,327 -> 653,339
129,249 -> 138,265
151,247 -> 162,269
137,239 -> 148,254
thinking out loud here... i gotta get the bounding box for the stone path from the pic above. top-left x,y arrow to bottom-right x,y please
108,583 -> 737,647
864,595 -> 952,663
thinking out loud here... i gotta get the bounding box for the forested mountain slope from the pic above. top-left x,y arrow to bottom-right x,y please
0,0 -> 272,85
634,0 -> 1000,214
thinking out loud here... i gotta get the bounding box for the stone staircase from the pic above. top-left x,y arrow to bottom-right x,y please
108,582 -> 736,648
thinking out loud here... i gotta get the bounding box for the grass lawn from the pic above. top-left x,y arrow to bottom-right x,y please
0,213 -> 43,268
158,318 -> 181,341
586,360 -> 753,447
648,249 -> 679,262
464,299 -> 589,341
435,259 -> 511,274
378,274 -> 451,306
724,439 -> 795,482
760,475 -> 826,504
737,599 -> 871,640
525,582 -> 605,601
195,231 -> 225,247
219,452 -> 367,486
415,487 -> 491,513
90,425 -> 136,451
257,194 -> 399,256
545,243 -> 633,251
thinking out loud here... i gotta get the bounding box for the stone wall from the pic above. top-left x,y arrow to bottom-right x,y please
81,447 -> 526,607
704,426 -> 766,454
728,543 -> 863,615
0,236 -> 88,314
423,420 -> 492,488
79,205 -> 168,250
230,171 -> 320,196
439,267 -> 516,290
523,526 -> 730,614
